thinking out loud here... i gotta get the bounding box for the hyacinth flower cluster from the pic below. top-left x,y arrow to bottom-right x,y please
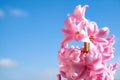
57,5 -> 119,80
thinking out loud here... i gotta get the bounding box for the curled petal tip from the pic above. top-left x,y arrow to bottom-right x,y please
57,74 -> 61,80
84,5 -> 89,9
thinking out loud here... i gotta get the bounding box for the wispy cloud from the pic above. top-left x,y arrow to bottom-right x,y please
0,10 -> 4,17
0,58 -> 17,67
10,9 -> 28,17
0,6 -> 28,17
20,68 -> 58,80
40,68 -> 58,79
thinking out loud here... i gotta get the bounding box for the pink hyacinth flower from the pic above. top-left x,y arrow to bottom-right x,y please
97,63 -> 119,80
74,52 -> 105,80
86,22 -> 110,53
68,5 -> 89,22
58,46 -> 105,80
61,17 -> 86,46
58,4 -> 119,80
58,46 -> 81,79
97,35 -> 115,62
86,22 -> 109,45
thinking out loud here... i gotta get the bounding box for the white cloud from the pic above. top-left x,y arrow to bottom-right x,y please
23,68 -> 58,80
40,68 -> 58,79
0,10 -> 4,17
20,68 -> 58,80
0,6 -> 28,17
10,9 -> 28,17
0,58 -> 17,67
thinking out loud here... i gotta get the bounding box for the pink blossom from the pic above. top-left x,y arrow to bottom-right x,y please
58,4 -> 118,80
58,46 -> 81,79
86,22 -> 109,45
96,63 -> 119,80
68,5 -> 89,22
61,17 -> 86,46
98,35 -> 115,62
58,46 -> 81,66
58,46 -> 105,80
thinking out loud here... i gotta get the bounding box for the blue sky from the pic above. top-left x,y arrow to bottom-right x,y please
0,0 -> 120,80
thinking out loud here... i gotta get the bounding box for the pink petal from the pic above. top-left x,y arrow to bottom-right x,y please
106,34 -> 115,45
74,5 -> 88,17
64,17 -> 76,29
74,5 -> 82,17
103,47 -> 109,53
75,30 -> 86,41
77,21 -> 86,30
61,36 -> 73,46
92,22 -> 99,34
102,54 -> 113,62
60,64 -> 69,73
96,38 -> 108,44
98,44 -> 104,52
112,63 -> 119,71
107,34 -> 115,41
57,74 -> 61,80
61,28 -> 74,34
92,55 -> 103,70
97,27 -> 109,38
86,22 -> 98,36
94,68 -> 104,74
81,5 -> 89,16
60,71 -> 67,78
70,52 -> 80,63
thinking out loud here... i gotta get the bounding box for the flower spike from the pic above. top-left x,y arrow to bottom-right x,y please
58,4 -> 118,80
